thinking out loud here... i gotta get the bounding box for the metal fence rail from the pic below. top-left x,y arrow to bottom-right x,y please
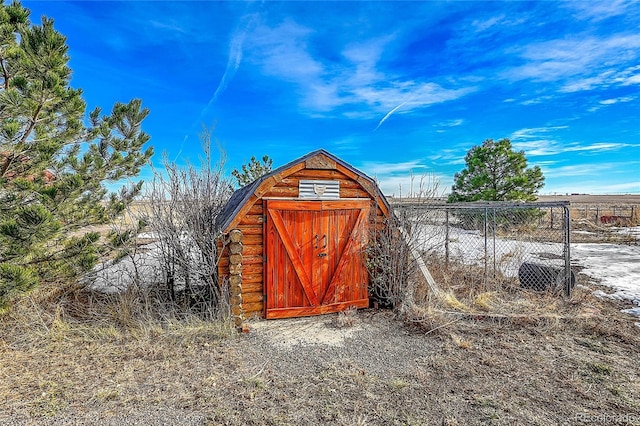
393,201 -> 573,296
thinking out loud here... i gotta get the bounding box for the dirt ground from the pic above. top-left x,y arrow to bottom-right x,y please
1,284 -> 639,426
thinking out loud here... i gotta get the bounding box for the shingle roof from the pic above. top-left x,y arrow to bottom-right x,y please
216,149 -> 389,233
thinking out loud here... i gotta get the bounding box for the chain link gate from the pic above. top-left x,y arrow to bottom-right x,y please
393,201 -> 573,297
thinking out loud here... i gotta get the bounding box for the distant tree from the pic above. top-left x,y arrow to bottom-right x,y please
0,2 -> 153,309
231,155 -> 273,187
448,138 -> 544,203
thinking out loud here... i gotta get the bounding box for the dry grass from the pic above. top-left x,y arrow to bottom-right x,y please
1,280 -> 639,425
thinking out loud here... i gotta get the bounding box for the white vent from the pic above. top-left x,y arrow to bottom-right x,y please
299,180 -> 340,199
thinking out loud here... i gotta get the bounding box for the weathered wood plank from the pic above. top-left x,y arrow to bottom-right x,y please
263,186 -> 298,198
242,263 -> 263,275
242,244 -> 263,256
242,292 -> 264,304
340,188 -> 370,199
290,169 -> 349,180
239,214 -> 264,225
237,224 -> 263,235
242,271 -> 263,283
246,204 -> 263,215
241,234 -> 263,246
242,255 -> 263,265
241,281 -> 263,293
305,154 -> 336,170
335,163 -> 360,181
265,299 -> 369,319
243,301 -> 264,314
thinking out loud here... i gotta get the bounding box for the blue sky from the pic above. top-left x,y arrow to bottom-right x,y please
24,0 -> 640,195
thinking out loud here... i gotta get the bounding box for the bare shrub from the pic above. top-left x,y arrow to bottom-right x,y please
367,173 -> 444,310
137,127 -> 234,319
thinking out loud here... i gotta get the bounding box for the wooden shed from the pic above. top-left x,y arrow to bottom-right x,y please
217,149 -> 390,322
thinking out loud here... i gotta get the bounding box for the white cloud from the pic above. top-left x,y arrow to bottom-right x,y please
567,0 -> 639,21
515,140 -> 636,156
428,147 -> 469,166
510,126 -> 568,140
599,96 -> 634,105
471,14 -> 506,32
542,163 -> 615,178
245,19 -> 476,120
359,160 -> 428,175
512,139 -> 564,156
520,95 -> 554,105
562,66 -> 640,92
436,119 -> 464,128
503,34 -> 640,93
511,127 -> 639,156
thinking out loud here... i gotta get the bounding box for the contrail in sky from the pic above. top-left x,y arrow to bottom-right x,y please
212,16 -> 255,102
176,11 -> 260,161
173,134 -> 189,162
210,13 -> 259,106
374,101 -> 408,131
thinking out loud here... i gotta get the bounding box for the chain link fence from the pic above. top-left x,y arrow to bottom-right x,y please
393,201 -> 573,301
571,203 -> 637,225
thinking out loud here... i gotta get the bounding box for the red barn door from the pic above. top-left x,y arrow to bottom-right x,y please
264,199 -> 370,319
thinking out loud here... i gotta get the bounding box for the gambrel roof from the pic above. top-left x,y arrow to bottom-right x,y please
216,149 -> 390,233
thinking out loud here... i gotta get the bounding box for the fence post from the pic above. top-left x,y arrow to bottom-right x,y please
550,207 -> 554,229
563,205 -> 572,297
492,207 -> 497,280
484,207 -> 488,290
445,209 -> 450,268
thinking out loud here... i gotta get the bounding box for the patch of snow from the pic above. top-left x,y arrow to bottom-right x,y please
572,243 -> 640,306
612,226 -> 640,239
413,223 -> 565,280
573,230 -> 596,235
86,241 -> 165,293
137,231 -> 160,239
412,223 -> 640,308
621,307 -> 640,318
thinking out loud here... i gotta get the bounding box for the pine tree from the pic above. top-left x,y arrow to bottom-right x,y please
231,155 -> 273,187
0,1 -> 153,308
448,138 -> 544,203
